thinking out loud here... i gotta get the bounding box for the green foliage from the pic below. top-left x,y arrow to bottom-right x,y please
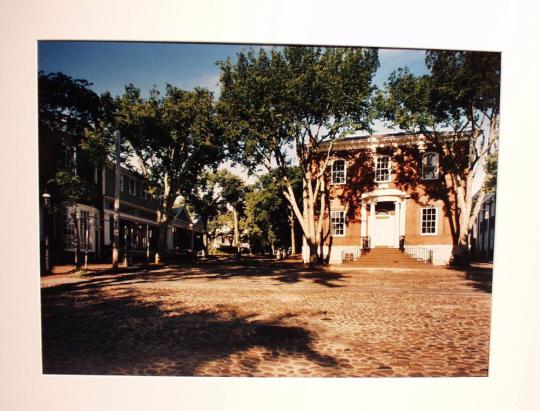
217,47 -> 379,261
243,167 -> 302,253
215,169 -> 248,216
484,152 -> 498,194
115,84 -> 224,201
48,170 -> 86,205
208,210 -> 234,235
186,170 -> 228,230
217,46 -> 379,171
39,71 -> 100,136
39,71 -> 109,206
377,50 -> 500,135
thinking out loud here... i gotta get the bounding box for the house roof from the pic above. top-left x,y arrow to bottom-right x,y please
318,131 -> 470,152
171,206 -> 204,232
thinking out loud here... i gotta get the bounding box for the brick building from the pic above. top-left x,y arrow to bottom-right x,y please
39,130 -> 203,270
307,132 -> 470,265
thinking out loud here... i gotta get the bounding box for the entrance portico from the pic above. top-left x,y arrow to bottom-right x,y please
361,188 -> 407,248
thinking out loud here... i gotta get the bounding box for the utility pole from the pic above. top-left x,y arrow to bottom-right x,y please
112,130 -> 121,269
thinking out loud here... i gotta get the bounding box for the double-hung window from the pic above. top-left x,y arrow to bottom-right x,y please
421,207 -> 438,235
331,210 -> 345,236
375,155 -> 391,182
331,159 -> 346,184
421,152 -> 439,180
141,184 -> 148,200
129,178 -> 136,196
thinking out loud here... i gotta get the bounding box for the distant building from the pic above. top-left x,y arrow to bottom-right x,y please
471,193 -> 496,261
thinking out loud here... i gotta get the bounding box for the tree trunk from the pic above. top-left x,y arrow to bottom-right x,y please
232,207 -> 240,255
155,173 -> 175,262
72,205 -> 81,269
155,219 -> 169,264
289,208 -> 296,255
308,242 -> 319,265
282,176 -> 321,264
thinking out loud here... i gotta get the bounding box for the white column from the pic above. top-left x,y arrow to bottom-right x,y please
394,201 -> 400,247
369,202 -> 376,245
400,198 -> 406,236
360,201 -> 367,237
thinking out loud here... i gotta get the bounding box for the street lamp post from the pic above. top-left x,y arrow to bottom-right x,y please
42,192 -> 51,274
112,129 -> 121,269
146,227 -> 151,263
123,226 -> 128,268
84,220 -> 89,270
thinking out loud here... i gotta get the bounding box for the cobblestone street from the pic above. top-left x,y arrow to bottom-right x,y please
41,257 -> 492,377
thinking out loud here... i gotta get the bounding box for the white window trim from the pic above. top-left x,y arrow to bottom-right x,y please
330,210 -> 346,237
374,155 -> 392,183
63,204 -> 99,251
331,159 -> 347,185
421,152 -> 440,180
420,207 -> 438,236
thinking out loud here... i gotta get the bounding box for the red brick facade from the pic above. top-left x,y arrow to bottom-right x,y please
313,132 -> 464,265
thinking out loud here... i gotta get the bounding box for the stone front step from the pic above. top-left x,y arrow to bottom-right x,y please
342,247 -> 431,268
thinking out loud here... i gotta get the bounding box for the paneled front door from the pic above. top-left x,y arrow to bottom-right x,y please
371,212 -> 395,247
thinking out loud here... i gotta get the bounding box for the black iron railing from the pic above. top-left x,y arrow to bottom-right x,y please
403,241 -> 433,263
361,236 -> 371,251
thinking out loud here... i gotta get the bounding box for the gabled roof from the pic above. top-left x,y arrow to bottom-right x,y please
171,206 -> 204,232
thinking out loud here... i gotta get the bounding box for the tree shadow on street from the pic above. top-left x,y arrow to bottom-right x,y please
41,284 -> 338,376
66,257 -> 347,290
446,266 -> 493,293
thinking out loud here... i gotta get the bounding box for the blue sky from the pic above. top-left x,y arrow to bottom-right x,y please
38,42 -> 429,181
38,41 -> 428,99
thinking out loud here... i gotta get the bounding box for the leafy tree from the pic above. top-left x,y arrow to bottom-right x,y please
484,151 -> 498,194
214,170 -> 248,254
185,170 -> 228,255
39,71 -> 105,268
243,167 -> 303,254
218,47 -> 379,264
207,210 -> 235,252
39,71 -> 100,136
115,84 -> 224,259
377,50 -> 500,264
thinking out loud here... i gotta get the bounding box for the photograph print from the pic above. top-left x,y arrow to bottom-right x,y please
39,41 -> 499,377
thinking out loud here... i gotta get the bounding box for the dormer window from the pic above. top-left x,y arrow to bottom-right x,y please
331,159 -> 346,184
375,155 -> 391,182
422,152 -> 439,180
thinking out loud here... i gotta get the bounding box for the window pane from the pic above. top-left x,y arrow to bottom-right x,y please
421,208 -> 437,234
375,156 -> 391,182
331,211 -> 345,236
332,160 -> 345,184
422,152 -> 439,179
